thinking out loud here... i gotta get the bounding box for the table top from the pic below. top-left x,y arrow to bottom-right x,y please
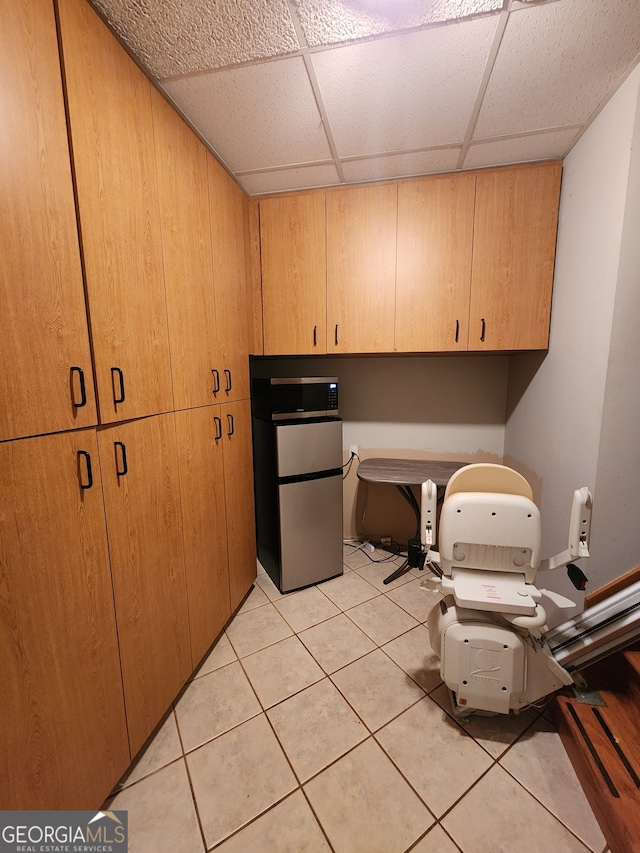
356,457 -> 465,486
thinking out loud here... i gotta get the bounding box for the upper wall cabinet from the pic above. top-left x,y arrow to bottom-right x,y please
469,162 -> 562,351
151,88 -> 219,410
326,183 -> 398,353
0,0 -> 97,442
208,153 -> 252,402
260,192 -> 327,355
396,173 -> 476,352
57,0 -> 173,422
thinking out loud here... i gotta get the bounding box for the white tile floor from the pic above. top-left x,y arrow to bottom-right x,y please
107,546 -> 609,853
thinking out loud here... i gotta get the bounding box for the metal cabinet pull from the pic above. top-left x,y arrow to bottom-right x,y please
111,367 -> 126,404
480,318 -> 486,342
214,416 -> 222,442
334,324 -> 338,346
77,450 -> 93,490
224,369 -> 232,393
227,413 -> 235,437
313,325 -> 317,347
211,368 -> 220,394
455,320 -> 459,344
114,441 -> 128,477
70,366 -> 87,408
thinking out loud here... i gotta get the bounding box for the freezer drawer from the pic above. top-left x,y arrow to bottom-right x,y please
278,473 -> 343,592
276,418 -> 342,478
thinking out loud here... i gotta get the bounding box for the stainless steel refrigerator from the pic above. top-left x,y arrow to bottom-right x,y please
253,415 -> 343,593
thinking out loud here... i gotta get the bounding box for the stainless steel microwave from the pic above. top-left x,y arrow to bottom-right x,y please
252,377 -> 339,421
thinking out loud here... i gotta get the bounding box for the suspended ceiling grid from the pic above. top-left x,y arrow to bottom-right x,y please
89,0 -> 640,195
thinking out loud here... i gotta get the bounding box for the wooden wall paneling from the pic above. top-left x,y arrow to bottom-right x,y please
97,413 -> 191,756
326,183 -> 397,353
247,197 -> 264,355
0,0 -> 97,442
174,406 -> 231,667
260,192 -> 327,355
56,0 -> 173,422
0,429 -> 129,809
396,173 -> 475,352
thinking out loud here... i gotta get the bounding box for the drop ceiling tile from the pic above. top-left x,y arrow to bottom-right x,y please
463,127 -> 581,169
342,147 -> 461,182
295,0 -> 502,47
474,0 -> 640,138
90,0 -> 300,79
310,17 -> 498,157
238,163 -> 341,195
161,57 -> 332,173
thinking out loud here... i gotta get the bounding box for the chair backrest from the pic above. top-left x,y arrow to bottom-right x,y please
439,463 -> 541,582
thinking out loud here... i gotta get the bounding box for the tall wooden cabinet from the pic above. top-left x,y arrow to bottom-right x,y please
0,0 -> 96,442
209,153 -> 253,402
175,407 -> 231,667
97,414 -> 192,757
326,183 -> 398,353
1,0 -> 257,810
151,89 -> 219,410
396,173 -> 475,352
260,192 -> 327,355
0,430 -> 129,808
57,0 -> 174,422
469,162 -> 562,351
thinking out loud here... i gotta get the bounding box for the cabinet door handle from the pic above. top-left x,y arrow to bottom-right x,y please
77,450 -> 93,490
114,441 -> 128,477
70,366 -> 87,409
214,416 -> 222,442
313,325 -> 317,347
224,369 -> 232,393
111,367 -> 126,404
334,324 -> 338,346
211,368 -> 220,394
455,320 -> 459,344
480,318 -> 486,342
227,413 -> 235,437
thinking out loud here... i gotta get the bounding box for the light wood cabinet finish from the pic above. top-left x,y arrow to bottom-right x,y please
0,0 -> 96,442
175,406 -> 231,667
327,183 -> 398,353
208,153 -> 252,402
0,429 -> 129,808
396,173 -> 475,352
260,193 -> 327,355
220,399 -> 258,612
97,414 -> 191,756
152,89 -> 219,410
57,0 -> 173,422
469,162 -> 562,351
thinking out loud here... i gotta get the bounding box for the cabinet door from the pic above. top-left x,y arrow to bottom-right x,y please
0,429 -> 129,809
469,162 -> 562,351
260,193 -> 327,355
208,153 -> 252,402
396,174 -> 475,352
152,89 -> 219,410
57,0 -> 173,422
221,400 -> 257,611
97,414 -> 191,756
0,0 -> 96,442
175,407 -> 231,667
326,183 -> 397,353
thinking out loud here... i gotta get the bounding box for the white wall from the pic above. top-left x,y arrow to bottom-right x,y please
505,64 -> 640,603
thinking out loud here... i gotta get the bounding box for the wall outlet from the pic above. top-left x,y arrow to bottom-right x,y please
349,444 -> 359,457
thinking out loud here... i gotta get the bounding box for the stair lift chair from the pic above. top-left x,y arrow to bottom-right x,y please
420,463 -> 592,716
